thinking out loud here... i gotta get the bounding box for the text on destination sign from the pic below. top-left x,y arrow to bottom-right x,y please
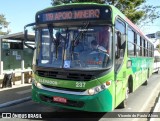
43,9 -> 100,21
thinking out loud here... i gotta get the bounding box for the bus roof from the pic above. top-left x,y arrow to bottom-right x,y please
37,2 -> 110,13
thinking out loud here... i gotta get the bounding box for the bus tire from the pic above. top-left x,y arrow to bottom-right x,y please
143,69 -> 149,86
143,79 -> 148,85
157,68 -> 160,74
128,76 -> 133,93
118,99 -> 127,109
155,68 -> 160,74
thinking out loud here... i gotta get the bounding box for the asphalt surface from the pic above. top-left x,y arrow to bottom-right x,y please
0,85 -> 31,105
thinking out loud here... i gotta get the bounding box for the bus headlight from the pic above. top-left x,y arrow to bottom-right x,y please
88,89 -> 95,95
36,82 -> 42,88
33,79 -> 42,88
87,81 -> 111,95
95,86 -> 101,92
101,84 -> 106,89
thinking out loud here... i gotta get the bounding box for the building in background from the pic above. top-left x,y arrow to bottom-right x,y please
146,31 -> 160,73
146,31 -> 160,48
0,32 -> 35,87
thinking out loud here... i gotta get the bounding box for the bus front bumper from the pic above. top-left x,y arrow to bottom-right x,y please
32,83 -> 113,112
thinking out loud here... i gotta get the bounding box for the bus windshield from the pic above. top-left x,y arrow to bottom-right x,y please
36,25 -> 112,70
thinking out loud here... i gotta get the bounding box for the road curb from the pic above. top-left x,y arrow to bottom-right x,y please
140,83 -> 160,112
0,96 -> 31,108
152,94 -> 160,112
150,93 -> 160,121
133,77 -> 160,121
0,84 -> 31,92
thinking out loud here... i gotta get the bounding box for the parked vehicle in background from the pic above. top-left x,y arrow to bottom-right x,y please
146,31 -> 160,74
154,49 -> 160,73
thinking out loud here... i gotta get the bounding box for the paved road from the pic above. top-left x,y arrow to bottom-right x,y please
0,86 -> 31,104
0,74 -> 160,121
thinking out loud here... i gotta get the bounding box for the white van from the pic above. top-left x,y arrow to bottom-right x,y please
154,49 -> 160,73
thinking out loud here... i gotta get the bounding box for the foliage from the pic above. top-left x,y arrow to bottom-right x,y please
51,0 -> 160,24
0,14 -> 10,35
114,0 -> 146,23
137,5 -> 160,27
51,0 -> 104,5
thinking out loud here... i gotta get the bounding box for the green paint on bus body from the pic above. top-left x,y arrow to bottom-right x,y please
34,69 -> 114,89
129,57 -> 154,91
32,69 -> 116,112
32,83 -> 113,112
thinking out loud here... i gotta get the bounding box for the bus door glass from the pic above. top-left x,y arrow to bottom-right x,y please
114,18 -> 126,106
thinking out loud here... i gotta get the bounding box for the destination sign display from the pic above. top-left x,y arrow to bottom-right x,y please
36,7 -> 111,23
43,9 -> 100,21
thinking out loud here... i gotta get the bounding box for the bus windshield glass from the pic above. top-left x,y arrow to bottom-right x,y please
36,25 -> 112,70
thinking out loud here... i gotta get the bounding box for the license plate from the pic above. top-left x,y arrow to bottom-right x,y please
53,96 -> 67,104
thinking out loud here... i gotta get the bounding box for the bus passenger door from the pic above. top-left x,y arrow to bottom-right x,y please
115,31 -> 125,107
114,18 -> 126,107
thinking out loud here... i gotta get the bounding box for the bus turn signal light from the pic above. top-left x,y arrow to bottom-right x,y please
106,81 -> 111,86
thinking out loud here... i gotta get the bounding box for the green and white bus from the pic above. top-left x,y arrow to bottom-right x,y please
24,3 -> 154,112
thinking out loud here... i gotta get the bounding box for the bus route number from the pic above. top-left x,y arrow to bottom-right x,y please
76,82 -> 86,88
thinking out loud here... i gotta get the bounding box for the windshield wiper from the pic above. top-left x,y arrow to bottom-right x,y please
71,22 -> 90,60
48,25 -> 59,59
74,22 -> 89,44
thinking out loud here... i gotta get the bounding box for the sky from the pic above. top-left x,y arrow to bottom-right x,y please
0,0 -> 160,35
0,0 -> 51,33
141,0 -> 160,34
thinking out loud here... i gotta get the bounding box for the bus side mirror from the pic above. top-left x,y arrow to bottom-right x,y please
117,31 -> 122,49
117,31 -> 125,49
24,22 -> 36,50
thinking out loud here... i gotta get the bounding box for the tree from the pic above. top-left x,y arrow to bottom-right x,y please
0,14 -> 10,35
51,0 -> 104,6
137,5 -> 160,27
112,0 -> 146,23
51,0 -> 160,24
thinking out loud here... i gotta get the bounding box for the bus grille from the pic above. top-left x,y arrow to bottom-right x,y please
42,84 -> 86,92
36,70 -> 93,81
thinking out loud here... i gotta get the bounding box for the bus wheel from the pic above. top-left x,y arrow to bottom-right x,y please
158,68 -> 160,74
118,85 -> 129,108
143,79 -> 148,85
143,70 -> 149,86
